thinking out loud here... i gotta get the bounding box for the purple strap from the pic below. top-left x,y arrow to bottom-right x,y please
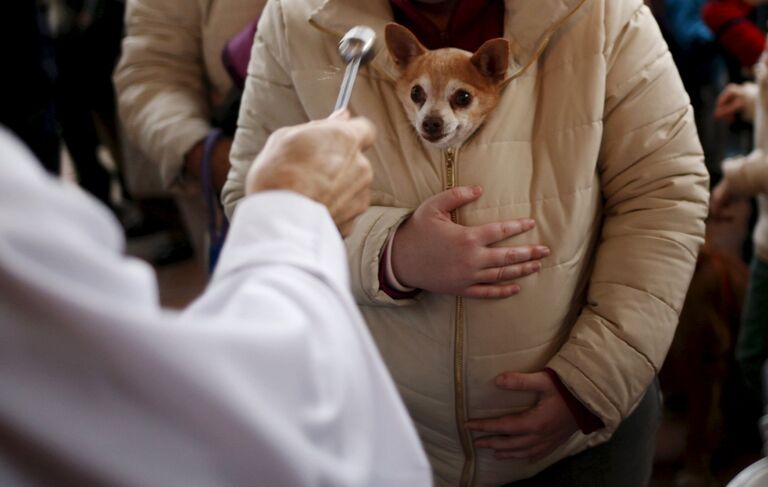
201,129 -> 229,263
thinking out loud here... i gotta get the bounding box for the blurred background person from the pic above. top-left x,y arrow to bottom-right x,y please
114,0 -> 266,270
712,49 -> 768,400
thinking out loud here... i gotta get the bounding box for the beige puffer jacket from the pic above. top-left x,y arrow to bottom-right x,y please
223,0 -> 709,485
114,0 -> 266,189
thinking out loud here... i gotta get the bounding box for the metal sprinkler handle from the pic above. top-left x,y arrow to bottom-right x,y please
334,26 -> 376,112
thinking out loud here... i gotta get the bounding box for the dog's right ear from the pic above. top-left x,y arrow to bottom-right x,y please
385,23 -> 426,68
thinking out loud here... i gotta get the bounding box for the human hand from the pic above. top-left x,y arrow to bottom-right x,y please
466,372 -> 579,462
245,110 -> 375,236
714,83 -> 750,122
710,179 -> 733,218
390,186 -> 549,299
184,135 -> 233,193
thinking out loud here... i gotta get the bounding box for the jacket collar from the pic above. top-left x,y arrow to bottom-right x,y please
308,0 -> 589,82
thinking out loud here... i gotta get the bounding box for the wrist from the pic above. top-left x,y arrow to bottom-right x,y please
385,234 -> 417,292
544,368 -> 604,434
380,223 -> 421,299
390,222 -> 416,289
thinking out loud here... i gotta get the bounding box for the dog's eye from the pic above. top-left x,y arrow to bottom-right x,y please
452,90 -> 472,108
410,85 -> 426,105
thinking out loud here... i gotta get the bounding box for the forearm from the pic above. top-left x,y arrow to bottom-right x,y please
183,133 -> 233,192
114,0 -> 211,188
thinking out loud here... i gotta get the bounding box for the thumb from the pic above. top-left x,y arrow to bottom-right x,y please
717,97 -> 734,111
716,94 -> 737,111
427,186 -> 483,214
494,371 -> 550,392
329,109 -> 351,120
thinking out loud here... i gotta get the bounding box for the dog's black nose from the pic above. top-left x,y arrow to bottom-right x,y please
422,116 -> 443,136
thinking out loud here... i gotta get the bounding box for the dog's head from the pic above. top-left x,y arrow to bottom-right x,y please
385,23 -> 509,149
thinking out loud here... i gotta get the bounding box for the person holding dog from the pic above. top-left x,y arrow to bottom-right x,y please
0,113 -> 432,486
222,0 -> 710,485
713,47 -> 768,398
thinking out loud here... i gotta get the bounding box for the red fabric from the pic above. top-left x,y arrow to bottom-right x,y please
389,0 -> 504,51
702,0 -> 765,67
703,0 -> 752,22
544,368 -> 604,435
717,21 -> 765,67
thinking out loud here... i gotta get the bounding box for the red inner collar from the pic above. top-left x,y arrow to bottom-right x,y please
389,0 -> 505,52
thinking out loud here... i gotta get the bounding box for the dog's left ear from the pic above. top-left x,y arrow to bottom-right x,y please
471,38 -> 509,83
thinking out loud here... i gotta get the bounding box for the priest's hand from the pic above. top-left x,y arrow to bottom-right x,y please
246,110 -> 376,236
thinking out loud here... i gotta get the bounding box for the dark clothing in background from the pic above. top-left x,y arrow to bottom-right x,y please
736,257 -> 768,395
55,0 -> 126,206
0,0 -> 125,203
660,0 -> 733,177
0,1 -> 60,173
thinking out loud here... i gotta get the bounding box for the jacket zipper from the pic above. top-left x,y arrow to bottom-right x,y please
308,3 -> 590,485
445,147 -> 474,487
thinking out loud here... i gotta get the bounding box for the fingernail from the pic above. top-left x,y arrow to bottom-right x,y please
539,246 -> 550,257
473,185 -> 483,196
524,218 -> 535,227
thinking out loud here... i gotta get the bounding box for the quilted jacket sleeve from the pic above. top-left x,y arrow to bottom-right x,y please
344,206 -> 417,306
222,0 -> 310,218
547,1 -> 709,432
113,0 -> 210,189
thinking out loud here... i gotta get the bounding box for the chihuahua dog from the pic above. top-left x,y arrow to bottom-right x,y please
384,23 -> 509,149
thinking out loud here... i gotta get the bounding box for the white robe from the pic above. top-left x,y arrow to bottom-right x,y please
0,128 -> 432,487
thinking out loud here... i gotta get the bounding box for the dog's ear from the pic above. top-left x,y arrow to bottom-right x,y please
385,23 -> 426,68
471,38 -> 509,83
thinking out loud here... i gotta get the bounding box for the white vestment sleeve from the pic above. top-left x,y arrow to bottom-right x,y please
0,129 -> 431,487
